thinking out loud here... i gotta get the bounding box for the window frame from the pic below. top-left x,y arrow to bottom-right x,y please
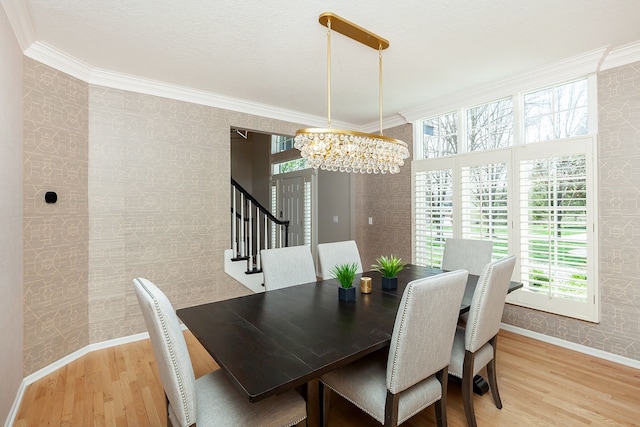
411,75 -> 599,322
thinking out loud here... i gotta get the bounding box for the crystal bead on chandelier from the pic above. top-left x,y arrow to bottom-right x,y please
294,13 -> 409,174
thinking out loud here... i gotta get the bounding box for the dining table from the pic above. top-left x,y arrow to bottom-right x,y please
177,264 -> 522,425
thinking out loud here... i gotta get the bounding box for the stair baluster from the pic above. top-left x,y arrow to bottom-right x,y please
231,179 -> 289,275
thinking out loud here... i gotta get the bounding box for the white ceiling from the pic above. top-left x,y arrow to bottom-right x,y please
5,0 -> 640,128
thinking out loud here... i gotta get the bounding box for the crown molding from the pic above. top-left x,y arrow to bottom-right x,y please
600,40 -> 640,71
16,26 -> 640,132
364,40 -> 640,131
24,41 -> 355,130
399,47 -> 608,123
360,113 -> 410,134
0,0 -> 36,51
25,41 -> 94,81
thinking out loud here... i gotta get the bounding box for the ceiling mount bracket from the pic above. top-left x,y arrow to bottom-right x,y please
318,12 -> 389,50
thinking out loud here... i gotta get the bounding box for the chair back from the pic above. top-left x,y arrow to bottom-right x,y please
316,240 -> 363,280
261,245 -> 317,290
442,238 -> 493,276
386,270 -> 468,394
465,256 -> 517,352
133,278 -> 196,427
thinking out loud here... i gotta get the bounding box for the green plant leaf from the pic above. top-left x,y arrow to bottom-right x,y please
371,255 -> 406,278
331,262 -> 358,288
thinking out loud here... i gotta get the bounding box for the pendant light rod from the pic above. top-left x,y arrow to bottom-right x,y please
327,18 -> 332,129
319,12 -> 389,50
379,46 -> 383,136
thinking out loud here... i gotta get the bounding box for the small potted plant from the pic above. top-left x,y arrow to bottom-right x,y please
372,255 -> 406,290
332,262 -> 358,302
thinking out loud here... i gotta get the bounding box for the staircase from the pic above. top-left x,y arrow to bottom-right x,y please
225,178 -> 290,292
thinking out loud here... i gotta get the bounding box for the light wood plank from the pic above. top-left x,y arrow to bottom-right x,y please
13,330 -> 640,426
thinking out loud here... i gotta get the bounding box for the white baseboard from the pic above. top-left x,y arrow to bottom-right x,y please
4,381 -> 25,427
4,326 -> 186,427
500,323 -> 640,370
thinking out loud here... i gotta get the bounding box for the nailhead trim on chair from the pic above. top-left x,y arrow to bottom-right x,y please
468,264 -> 492,351
388,281 -> 413,392
138,279 -> 192,426
284,416 -> 308,427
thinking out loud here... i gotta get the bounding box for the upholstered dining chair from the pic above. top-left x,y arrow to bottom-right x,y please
133,277 -> 307,427
319,269 -> 469,427
316,240 -> 363,280
448,255 -> 517,427
261,245 -> 317,291
442,238 -> 494,328
441,238 -> 493,276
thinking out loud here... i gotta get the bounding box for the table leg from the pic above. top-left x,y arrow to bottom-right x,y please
303,378 -> 321,427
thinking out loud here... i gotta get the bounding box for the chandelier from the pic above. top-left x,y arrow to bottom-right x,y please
294,12 -> 409,174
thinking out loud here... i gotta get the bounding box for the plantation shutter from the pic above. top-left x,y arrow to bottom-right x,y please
304,179 -> 311,246
460,154 -> 510,259
510,137 -> 596,320
413,167 -> 454,268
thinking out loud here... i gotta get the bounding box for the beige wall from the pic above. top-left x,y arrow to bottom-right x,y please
249,132 -> 272,208
231,133 -> 255,194
22,58 -> 90,374
23,59 -> 307,373
503,62 -> 640,361
354,124 -> 414,268
317,169 -> 352,244
230,131 -> 271,208
0,6 -> 24,422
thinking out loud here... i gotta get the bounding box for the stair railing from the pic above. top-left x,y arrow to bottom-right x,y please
231,178 -> 289,274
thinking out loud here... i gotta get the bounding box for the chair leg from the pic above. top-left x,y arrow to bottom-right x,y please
435,367 -> 448,427
462,351 -> 477,427
384,390 -> 399,427
165,393 -> 172,427
320,381 -> 331,427
486,335 -> 502,409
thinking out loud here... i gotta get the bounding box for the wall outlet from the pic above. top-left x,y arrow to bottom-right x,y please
368,217 -> 373,225
333,215 -> 339,223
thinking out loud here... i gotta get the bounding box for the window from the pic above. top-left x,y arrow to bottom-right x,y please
271,134 -> 309,175
513,141 -> 595,318
524,79 -> 588,143
304,180 -> 312,246
460,154 -> 510,259
416,112 -> 458,158
414,168 -> 454,267
413,77 -> 598,321
467,98 -> 513,151
271,135 -> 296,153
272,158 -> 308,175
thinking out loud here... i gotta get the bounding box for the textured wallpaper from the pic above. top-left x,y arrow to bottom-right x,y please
502,61 -> 640,361
354,124 -> 414,269
23,58 -> 90,374
23,58 -> 305,373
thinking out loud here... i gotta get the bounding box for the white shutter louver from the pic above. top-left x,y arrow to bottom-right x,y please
414,169 -> 454,268
519,154 -> 588,302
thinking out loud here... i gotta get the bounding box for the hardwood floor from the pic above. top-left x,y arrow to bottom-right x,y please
13,329 -> 640,426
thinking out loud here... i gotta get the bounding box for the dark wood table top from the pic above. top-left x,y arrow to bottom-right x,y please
177,264 -> 521,403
